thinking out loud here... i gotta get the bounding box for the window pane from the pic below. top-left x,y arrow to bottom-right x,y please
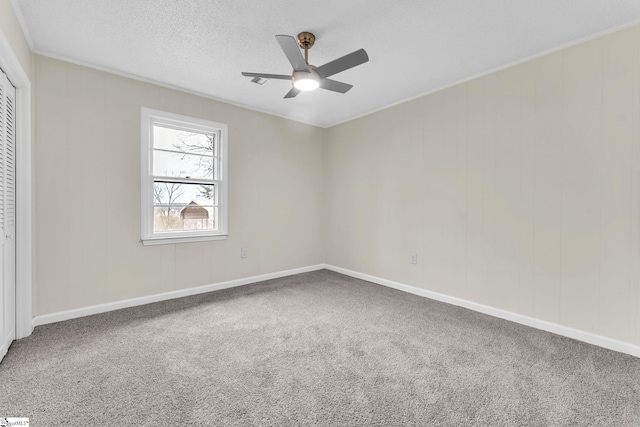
153,150 -> 214,179
153,182 -> 216,233
153,125 -> 215,156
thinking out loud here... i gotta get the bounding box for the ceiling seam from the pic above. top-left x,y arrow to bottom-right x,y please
9,0 -> 35,51
329,15 -> 640,129
23,13 -> 640,130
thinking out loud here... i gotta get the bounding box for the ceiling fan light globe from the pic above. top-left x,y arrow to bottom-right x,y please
292,71 -> 320,91
294,79 -> 319,91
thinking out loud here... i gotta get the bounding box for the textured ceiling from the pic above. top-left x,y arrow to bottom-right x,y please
13,0 -> 640,127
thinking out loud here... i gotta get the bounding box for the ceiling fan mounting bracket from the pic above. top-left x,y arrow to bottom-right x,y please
296,32 -> 316,50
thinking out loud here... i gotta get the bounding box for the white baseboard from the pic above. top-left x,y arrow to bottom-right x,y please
32,264 -> 325,328
30,263 -> 640,358
324,264 -> 640,358
0,327 -> 14,363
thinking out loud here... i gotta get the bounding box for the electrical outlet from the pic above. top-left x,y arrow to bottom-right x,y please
410,254 -> 418,265
241,247 -> 248,258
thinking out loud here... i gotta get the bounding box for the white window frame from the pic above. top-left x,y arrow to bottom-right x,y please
141,107 -> 228,245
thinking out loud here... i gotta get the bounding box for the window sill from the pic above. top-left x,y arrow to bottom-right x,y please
141,234 -> 228,246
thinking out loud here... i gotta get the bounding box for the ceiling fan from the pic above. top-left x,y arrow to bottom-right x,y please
242,32 -> 369,99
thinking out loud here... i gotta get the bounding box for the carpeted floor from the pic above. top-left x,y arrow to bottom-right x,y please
1,270 -> 639,426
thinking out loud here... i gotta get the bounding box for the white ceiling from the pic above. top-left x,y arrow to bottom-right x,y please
13,0 -> 640,127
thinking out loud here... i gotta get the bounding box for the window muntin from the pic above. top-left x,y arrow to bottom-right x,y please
141,108 -> 227,245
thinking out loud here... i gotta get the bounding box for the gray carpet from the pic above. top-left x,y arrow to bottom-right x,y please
1,270 -> 639,426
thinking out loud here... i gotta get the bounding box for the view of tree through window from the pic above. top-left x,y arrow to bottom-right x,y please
152,126 -> 218,232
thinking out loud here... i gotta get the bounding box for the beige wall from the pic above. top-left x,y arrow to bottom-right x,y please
0,0 -> 31,75
34,55 -> 325,316
326,26 -> 640,346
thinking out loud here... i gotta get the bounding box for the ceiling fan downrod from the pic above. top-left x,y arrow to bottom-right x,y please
296,32 -> 315,64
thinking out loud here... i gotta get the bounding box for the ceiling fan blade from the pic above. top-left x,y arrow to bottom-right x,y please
241,72 -> 292,80
319,79 -> 353,94
284,87 -> 300,99
315,49 -> 369,79
276,35 -> 309,72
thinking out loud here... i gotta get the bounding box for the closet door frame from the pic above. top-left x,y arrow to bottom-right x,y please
0,32 -> 33,341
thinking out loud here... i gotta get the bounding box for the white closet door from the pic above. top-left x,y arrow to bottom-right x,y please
0,70 -> 16,363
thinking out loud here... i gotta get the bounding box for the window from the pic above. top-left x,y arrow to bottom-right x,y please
141,108 -> 227,245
